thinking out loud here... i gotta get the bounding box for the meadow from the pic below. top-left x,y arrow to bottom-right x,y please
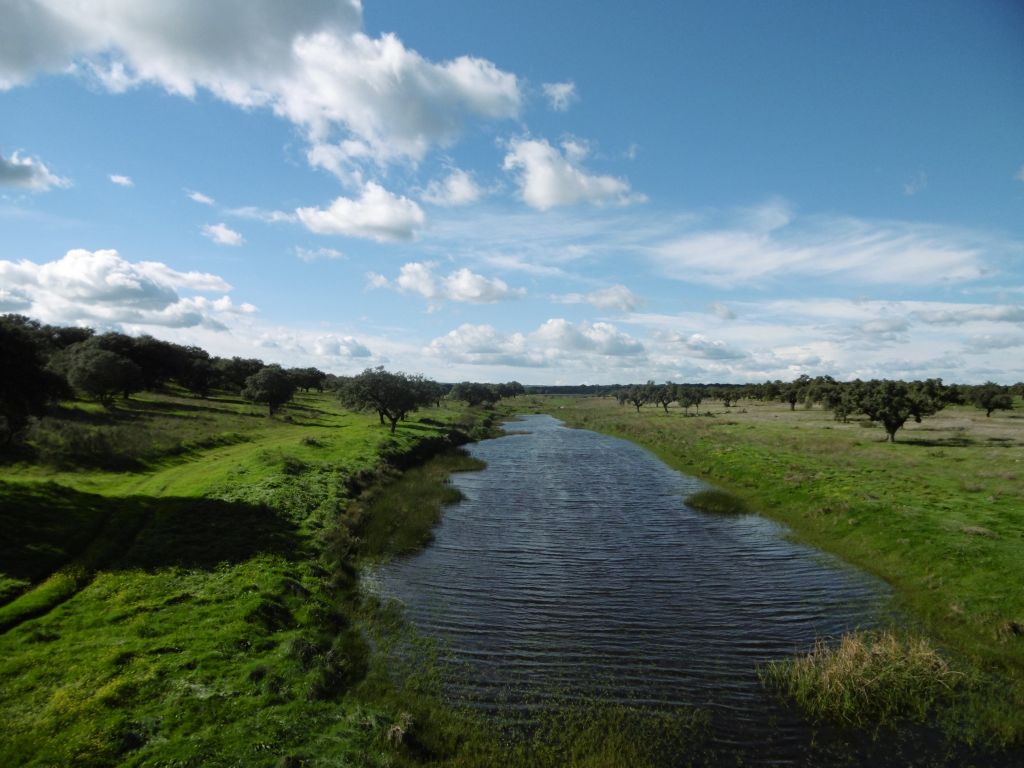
539,394 -> 1024,743
0,388 -> 498,767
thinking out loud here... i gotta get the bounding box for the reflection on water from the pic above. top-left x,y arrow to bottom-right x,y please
367,415 -> 961,764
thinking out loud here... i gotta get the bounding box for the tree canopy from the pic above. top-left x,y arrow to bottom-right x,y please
338,367 -> 438,433
241,365 -> 297,415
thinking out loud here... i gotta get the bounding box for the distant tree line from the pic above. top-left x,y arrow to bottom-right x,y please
610,376 -> 1018,442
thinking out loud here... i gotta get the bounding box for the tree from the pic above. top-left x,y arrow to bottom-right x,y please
289,367 -> 327,393
970,382 -> 1014,417
449,381 -> 500,407
214,356 -> 265,393
848,379 -> 950,442
339,367 -> 437,433
241,365 -> 297,415
675,385 -> 702,415
0,317 -> 68,445
780,375 -> 812,411
65,346 -> 143,406
655,383 -> 676,413
625,381 -> 655,413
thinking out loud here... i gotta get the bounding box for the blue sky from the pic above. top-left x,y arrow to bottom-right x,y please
2,0 -> 1022,384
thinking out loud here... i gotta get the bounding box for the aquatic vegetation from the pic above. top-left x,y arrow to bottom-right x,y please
685,488 -> 751,515
761,630 -> 965,727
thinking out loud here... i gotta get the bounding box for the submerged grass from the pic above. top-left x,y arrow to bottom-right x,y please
761,630 -> 966,727
685,488 -> 751,515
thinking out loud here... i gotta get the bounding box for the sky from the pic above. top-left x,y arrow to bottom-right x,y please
1,0 -> 1023,385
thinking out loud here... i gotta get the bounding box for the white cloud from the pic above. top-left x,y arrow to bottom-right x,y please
202,222 -> 244,246
0,150 -> 70,191
502,137 -> 643,210
109,173 -> 133,187
427,318 -> 644,368
542,81 -> 577,111
296,182 -> 425,242
226,206 -> 296,224
421,168 -> 483,207
187,189 -> 214,205
388,261 -> 524,305
913,304 -> 1024,325
0,2 -> 521,173
1015,165 -> 1024,182
557,284 -> 639,313
902,171 -> 927,196
651,200 -> 993,287
0,248 -> 242,329
295,246 -> 345,261
710,302 -> 736,320
314,334 -> 371,358
661,333 -> 747,360
365,272 -> 390,290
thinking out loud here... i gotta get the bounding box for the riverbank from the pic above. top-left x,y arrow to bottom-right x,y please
537,394 -> 1024,744
0,390 -> 494,766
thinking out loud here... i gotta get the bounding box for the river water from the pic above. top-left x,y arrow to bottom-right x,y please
367,415 -> 966,764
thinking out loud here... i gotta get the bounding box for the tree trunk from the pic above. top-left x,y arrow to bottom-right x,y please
389,416 -> 399,433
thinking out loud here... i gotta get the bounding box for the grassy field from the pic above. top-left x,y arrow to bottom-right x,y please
535,394 -> 1024,743
0,388 -> 497,767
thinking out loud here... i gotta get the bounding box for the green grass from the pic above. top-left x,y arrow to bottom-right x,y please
542,394 -> 1024,744
0,389 -> 495,766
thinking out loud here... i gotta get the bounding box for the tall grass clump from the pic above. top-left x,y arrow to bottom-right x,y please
762,630 -> 965,727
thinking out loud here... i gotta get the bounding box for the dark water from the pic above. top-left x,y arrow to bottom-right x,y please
366,415 -> 995,765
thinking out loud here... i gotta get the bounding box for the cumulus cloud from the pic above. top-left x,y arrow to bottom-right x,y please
187,189 -> 214,205
427,318 -> 644,368
109,173 -> 133,187
0,1 -> 521,173
0,150 -> 70,191
557,284 -> 639,312
421,168 -> 483,207
202,222 -> 244,246
296,182 -> 425,242
542,81 -> 577,111
665,333 -> 747,360
314,334 -> 371,358
0,248 -> 243,329
502,137 -> 642,210
381,261 -> 524,305
652,200 -> 992,287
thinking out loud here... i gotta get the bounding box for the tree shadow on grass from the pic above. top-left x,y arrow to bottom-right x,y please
1,482 -> 302,598
0,481 -> 302,631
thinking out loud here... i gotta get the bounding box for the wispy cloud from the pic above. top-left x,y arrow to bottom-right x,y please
109,173 -> 133,187
187,189 -> 214,205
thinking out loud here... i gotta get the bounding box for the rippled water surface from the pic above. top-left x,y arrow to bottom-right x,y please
369,415 -> 900,762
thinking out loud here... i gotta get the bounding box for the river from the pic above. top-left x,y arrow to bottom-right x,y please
367,415 -> 959,764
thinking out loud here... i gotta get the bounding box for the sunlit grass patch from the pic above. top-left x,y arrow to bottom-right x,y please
761,629 -> 965,727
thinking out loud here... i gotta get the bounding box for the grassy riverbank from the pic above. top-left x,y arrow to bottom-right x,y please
538,394 -> 1024,743
0,389 -> 494,766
